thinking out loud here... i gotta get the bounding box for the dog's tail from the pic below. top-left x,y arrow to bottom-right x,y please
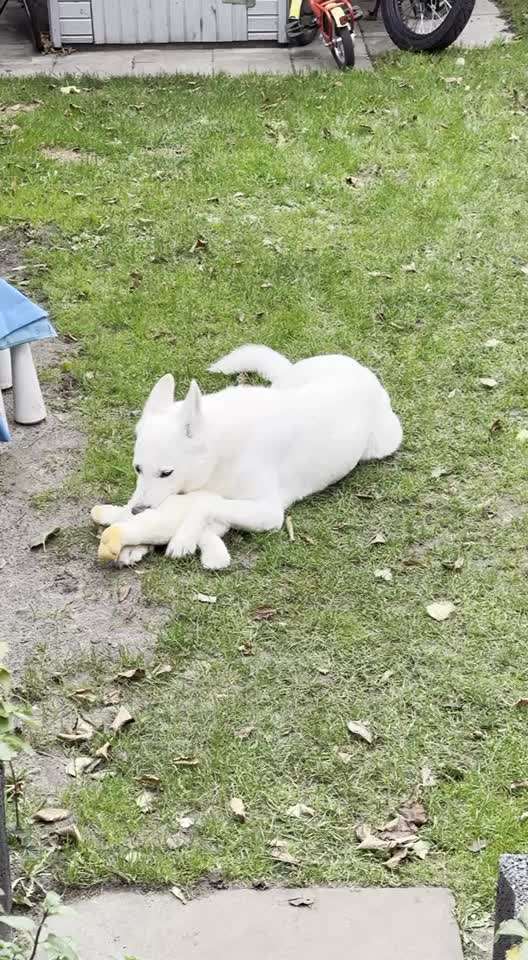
209,344 -> 292,383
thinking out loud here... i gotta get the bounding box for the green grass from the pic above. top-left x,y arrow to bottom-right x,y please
498,0 -> 528,35
2,43 -> 528,923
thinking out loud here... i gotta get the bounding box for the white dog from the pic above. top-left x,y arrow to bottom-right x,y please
94,345 -> 401,565
92,492 -> 231,569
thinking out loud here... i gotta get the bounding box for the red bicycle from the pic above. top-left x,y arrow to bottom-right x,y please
288,0 -> 356,69
288,0 -> 477,66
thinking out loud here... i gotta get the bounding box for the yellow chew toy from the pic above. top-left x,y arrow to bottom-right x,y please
98,525 -> 124,563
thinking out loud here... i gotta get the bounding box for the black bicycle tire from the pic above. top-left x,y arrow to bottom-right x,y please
330,25 -> 355,68
381,0 -> 476,51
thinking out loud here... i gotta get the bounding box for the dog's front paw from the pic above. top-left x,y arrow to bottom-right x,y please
91,504 -> 123,527
117,544 -> 152,567
166,530 -> 199,559
200,540 -> 231,571
98,525 -> 124,563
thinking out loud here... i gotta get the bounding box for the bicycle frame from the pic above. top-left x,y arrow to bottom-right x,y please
289,0 -> 355,44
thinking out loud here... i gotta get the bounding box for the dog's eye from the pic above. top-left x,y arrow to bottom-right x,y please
134,464 -> 141,474
160,470 -> 173,479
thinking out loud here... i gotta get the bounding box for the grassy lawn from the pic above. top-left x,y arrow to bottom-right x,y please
499,0 -> 528,35
1,40 -> 528,926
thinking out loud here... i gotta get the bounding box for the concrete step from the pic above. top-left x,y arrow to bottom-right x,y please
47,886 -> 464,960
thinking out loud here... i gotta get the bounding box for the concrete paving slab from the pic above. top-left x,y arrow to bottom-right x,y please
455,14 -> 512,47
289,30 -> 372,72
213,47 -> 293,75
47,886 -> 463,960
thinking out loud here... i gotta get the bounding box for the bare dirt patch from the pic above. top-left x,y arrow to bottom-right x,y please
41,147 -> 99,164
0,231 -> 165,679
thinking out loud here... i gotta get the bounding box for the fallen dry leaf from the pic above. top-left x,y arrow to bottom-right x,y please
289,897 -> 313,908
369,531 -> 387,546
374,567 -> 393,583
426,601 -> 455,622
356,824 -> 390,853
115,667 -> 146,682
229,797 -> 247,822
179,816 -> 195,832
514,699 -> 528,708
287,803 -> 314,819
385,847 -> 409,870
111,706 -> 134,733
73,687 -> 97,705
95,741 -> 111,760
136,774 -> 161,789
469,839 -> 488,854
117,584 -> 131,604
235,724 -> 255,740
402,261 -> 417,273
136,790 -> 155,814
441,557 -> 464,572
484,338 -> 500,348
150,663 -> 172,679
190,236 -> 208,253
194,593 -> 217,604
347,720 -> 374,745
412,839 -> 430,860
66,756 -> 97,778
58,717 -> 94,744
399,801 -> 427,826
174,756 -> 199,767
285,516 -> 295,542
421,765 -> 438,787
171,886 -> 187,905
60,85 -> 81,94
34,807 -> 71,824
252,607 -> 277,622
443,76 -> 463,85
511,781 -> 528,793
479,377 -> 498,389
380,670 -> 394,684
271,848 -> 299,866
103,688 -> 121,706
336,750 -> 352,765
50,821 -> 81,844
30,526 -> 60,550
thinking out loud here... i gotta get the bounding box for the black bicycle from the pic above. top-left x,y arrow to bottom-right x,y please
289,0 -> 477,53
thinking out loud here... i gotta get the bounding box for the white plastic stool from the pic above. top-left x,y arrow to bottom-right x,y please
11,343 -> 46,425
0,348 -> 11,390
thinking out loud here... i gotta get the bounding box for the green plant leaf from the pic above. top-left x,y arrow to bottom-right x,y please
43,892 -> 73,917
497,919 -> 528,941
43,932 -> 80,960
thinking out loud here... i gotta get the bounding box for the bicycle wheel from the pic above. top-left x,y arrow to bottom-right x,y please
330,25 -> 355,68
288,0 -> 318,45
381,0 -> 476,51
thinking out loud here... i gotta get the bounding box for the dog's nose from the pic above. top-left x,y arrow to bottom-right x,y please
131,505 -> 147,515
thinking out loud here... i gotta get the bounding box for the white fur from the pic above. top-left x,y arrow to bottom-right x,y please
122,345 -> 402,560
91,492 -> 230,569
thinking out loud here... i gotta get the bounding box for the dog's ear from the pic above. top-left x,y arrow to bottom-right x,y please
143,374 -> 175,415
182,380 -> 203,438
